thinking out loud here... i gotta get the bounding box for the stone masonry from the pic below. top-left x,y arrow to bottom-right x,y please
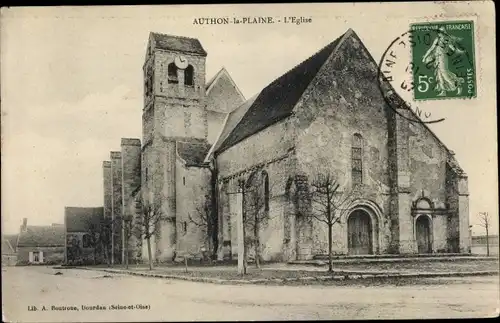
121,138 -> 142,263
98,30 -> 470,264
110,151 -> 123,264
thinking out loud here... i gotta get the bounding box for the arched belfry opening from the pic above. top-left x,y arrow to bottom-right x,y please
185,65 -> 194,86
168,63 -> 178,84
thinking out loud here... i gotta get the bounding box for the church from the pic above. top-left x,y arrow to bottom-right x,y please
101,28 -> 470,264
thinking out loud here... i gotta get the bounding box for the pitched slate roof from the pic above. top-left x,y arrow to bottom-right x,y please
17,225 -> 65,248
216,31 -> 348,153
65,207 -> 104,233
177,138 -> 212,166
151,33 -> 207,56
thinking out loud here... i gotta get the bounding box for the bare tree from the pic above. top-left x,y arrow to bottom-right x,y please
123,215 -> 135,269
477,212 -> 491,256
99,217 -> 112,266
135,196 -> 163,270
307,173 -> 358,272
187,193 -> 217,261
242,172 -> 276,270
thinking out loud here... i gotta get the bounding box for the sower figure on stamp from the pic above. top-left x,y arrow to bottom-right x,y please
422,27 -> 466,96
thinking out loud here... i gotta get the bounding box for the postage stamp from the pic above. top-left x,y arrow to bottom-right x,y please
410,20 -> 476,101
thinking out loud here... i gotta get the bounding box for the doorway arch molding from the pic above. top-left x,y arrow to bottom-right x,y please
341,199 -> 383,254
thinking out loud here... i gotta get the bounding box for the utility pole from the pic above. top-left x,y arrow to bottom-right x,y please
124,215 -> 132,269
225,179 -> 247,275
237,179 -> 246,275
111,217 -> 115,266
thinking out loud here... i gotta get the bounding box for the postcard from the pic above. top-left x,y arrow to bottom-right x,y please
1,2 -> 498,322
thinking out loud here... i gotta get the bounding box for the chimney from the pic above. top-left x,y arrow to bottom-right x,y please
21,218 -> 28,232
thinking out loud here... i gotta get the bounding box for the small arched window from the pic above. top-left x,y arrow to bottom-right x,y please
262,171 -> 270,212
168,63 -> 178,84
185,65 -> 194,86
351,133 -> 363,186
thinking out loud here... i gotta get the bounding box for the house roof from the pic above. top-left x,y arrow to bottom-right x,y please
17,225 -> 65,248
65,207 -> 104,233
151,32 -> 207,56
177,138 -> 212,166
2,235 -> 17,254
216,31 -> 348,153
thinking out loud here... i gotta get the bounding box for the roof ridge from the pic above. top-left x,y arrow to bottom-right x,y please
267,33 -> 347,88
217,30 -> 349,153
271,31 -> 349,87
151,32 -> 200,41
150,32 -> 207,56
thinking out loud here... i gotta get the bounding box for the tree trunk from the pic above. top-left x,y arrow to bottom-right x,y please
102,241 -> 109,266
254,220 -> 261,269
328,223 -> 333,273
243,238 -> 248,275
486,225 -> 490,257
147,237 -> 153,270
125,229 -> 129,269
93,248 -> 97,266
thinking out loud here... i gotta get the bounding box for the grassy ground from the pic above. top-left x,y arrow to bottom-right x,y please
96,266 -> 500,287
69,258 -> 499,284
320,259 -> 500,273
88,258 -> 499,281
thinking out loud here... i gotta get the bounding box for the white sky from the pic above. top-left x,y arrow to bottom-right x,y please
1,3 -> 497,236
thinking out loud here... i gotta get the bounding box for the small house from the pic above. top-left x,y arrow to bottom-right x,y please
64,207 -> 105,265
16,218 -> 65,265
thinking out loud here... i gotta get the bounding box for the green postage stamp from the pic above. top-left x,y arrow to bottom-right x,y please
410,20 -> 476,100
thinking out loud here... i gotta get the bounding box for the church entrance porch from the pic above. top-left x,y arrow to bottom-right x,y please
416,215 -> 432,254
347,210 -> 373,255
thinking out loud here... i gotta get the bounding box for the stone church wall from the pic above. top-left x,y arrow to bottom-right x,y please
121,138 -> 142,262
217,119 -> 295,178
175,159 -> 212,257
407,122 -> 449,252
216,120 -> 297,261
291,33 -> 393,256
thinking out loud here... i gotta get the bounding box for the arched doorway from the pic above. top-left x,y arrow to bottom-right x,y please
347,210 -> 373,255
416,215 -> 432,253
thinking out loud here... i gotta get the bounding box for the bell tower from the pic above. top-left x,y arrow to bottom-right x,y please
143,32 -> 208,140
142,32 -> 208,261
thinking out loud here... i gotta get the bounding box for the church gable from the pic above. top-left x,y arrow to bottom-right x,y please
205,68 -> 246,144
206,67 -> 245,114
292,29 -> 393,190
